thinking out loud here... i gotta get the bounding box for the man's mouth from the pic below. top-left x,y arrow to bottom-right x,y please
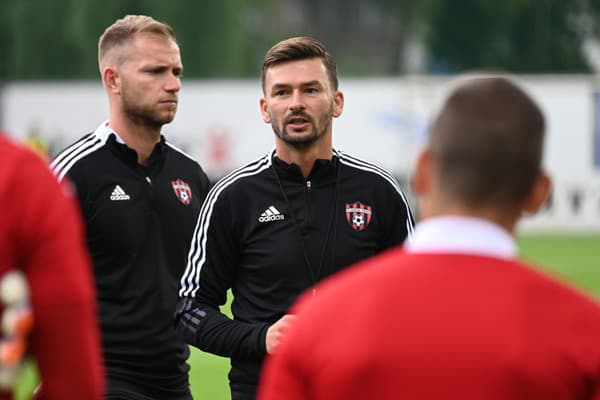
286,115 -> 310,129
160,98 -> 178,105
159,99 -> 178,111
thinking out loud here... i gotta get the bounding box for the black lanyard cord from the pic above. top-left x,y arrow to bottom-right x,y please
271,158 -> 341,286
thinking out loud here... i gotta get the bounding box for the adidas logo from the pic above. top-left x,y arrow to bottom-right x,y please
110,185 -> 131,201
258,206 -> 284,223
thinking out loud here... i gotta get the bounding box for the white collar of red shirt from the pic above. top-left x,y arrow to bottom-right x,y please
405,216 -> 517,260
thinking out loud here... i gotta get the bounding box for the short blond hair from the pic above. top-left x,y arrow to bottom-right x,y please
98,15 -> 176,71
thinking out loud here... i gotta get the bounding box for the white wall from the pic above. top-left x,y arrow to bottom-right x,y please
2,76 -> 599,232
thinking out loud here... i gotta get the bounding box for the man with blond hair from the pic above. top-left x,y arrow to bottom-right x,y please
51,15 -> 209,399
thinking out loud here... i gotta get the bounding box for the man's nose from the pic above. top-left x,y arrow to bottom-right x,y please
165,74 -> 181,92
289,90 -> 305,111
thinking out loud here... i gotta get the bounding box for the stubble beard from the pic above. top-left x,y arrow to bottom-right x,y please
271,104 -> 333,150
121,84 -> 176,130
122,98 -> 176,130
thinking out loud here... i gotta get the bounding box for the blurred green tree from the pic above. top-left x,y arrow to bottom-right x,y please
419,0 -> 598,73
7,0 -> 85,78
0,0 -> 599,79
0,0 -> 266,79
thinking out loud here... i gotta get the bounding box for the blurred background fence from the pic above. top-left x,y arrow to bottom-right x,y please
2,75 -> 600,233
2,1 -> 600,235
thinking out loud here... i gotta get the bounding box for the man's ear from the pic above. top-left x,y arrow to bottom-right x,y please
522,171 -> 552,214
332,90 -> 344,118
259,98 -> 271,124
411,147 -> 432,196
103,67 -> 120,95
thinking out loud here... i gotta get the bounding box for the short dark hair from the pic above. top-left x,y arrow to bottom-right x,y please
261,36 -> 338,93
429,76 -> 545,210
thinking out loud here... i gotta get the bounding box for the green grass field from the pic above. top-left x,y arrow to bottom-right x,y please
517,234 -> 600,296
186,233 -> 600,400
15,233 -> 600,400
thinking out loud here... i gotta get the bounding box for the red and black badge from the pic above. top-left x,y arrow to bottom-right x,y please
345,202 -> 372,231
171,179 -> 192,205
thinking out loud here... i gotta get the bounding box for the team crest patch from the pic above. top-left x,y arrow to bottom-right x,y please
345,202 -> 372,231
171,179 -> 192,205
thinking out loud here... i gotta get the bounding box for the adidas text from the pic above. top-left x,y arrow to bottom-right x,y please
258,206 -> 284,223
259,214 -> 284,223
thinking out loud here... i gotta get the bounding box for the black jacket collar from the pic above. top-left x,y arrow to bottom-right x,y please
272,153 -> 339,184
107,133 -> 167,168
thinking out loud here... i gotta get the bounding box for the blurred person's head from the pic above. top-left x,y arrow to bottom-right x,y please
411,75 -> 550,232
98,15 -> 182,129
259,36 -> 343,153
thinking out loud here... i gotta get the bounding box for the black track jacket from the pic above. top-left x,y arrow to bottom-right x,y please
175,149 -> 414,398
51,122 -> 209,399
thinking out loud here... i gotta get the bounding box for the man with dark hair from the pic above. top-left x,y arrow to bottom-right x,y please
175,36 -> 414,399
258,76 -> 600,400
51,15 -> 210,399
0,134 -> 104,399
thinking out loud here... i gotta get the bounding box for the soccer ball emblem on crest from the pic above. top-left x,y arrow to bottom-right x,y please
345,202 -> 372,231
352,214 -> 365,227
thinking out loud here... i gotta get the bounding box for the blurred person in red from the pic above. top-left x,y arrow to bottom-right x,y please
0,133 -> 104,399
258,76 -> 600,400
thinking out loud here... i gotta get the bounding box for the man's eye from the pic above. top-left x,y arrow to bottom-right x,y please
305,88 -> 318,93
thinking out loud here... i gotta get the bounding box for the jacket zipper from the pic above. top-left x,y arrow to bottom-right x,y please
306,180 -> 312,224
145,176 -> 153,200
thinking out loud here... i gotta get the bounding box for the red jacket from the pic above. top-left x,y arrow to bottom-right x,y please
0,135 -> 104,399
259,247 -> 600,400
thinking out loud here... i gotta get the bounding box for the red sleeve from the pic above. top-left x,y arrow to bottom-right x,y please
258,294 -> 315,400
13,150 -> 104,399
259,350 -> 310,400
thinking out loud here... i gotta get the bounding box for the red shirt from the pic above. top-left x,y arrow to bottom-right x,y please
259,247 -> 600,400
0,135 -> 104,399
